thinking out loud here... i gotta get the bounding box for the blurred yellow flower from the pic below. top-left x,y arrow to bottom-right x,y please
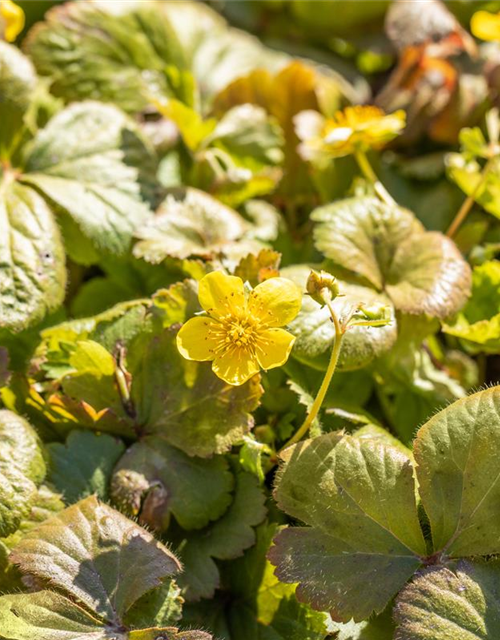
177,271 -> 302,386
0,0 -> 24,42
471,10 -> 500,42
296,105 -> 406,162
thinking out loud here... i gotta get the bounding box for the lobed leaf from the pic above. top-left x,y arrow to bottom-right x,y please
269,433 -> 426,622
111,437 -> 234,530
128,325 -> 262,457
311,196 -> 471,319
10,495 -> 181,624
22,101 -> 156,255
175,468 -> 267,601
414,386 -> 500,557
24,0 -> 188,113
133,187 -> 260,263
47,430 -> 126,503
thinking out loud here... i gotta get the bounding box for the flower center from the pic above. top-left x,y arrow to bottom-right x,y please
210,314 -> 262,355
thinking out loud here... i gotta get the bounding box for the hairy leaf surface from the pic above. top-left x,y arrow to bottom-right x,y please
10,495 -> 181,623
312,196 -> 471,318
0,410 -> 46,537
414,386 -> 500,557
269,433 -> 426,622
394,561 -> 500,640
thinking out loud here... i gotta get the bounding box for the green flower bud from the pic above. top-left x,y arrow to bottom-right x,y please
306,269 -> 340,305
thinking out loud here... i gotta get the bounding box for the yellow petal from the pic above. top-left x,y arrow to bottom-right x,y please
198,271 -> 246,319
471,11 -> 500,42
255,328 -> 296,371
212,350 -> 259,386
1,0 -> 24,42
248,277 -> 302,327
176,316 -> 219,362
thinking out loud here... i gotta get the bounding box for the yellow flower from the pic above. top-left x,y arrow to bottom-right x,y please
0,0 -> 24,42
471,10 -> 500,42
177,271 -> 302,386
296,105 -> 406,162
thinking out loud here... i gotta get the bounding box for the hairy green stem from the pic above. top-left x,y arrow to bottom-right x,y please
280,301 -> 344,452
446,157 -> 495,239
354,149 -> 395,206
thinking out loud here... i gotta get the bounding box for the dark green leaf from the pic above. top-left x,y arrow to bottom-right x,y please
269,433 -> 426,622
111,437 -> 234,530
47,430 -> 125,503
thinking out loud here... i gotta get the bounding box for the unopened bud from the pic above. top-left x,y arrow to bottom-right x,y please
306,270 -> 340,305
354,303 -> 391,325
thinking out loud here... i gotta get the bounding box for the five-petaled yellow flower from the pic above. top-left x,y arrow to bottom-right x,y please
295,105 -> 406,163
177,271 -> 302,386
471,10 -> 500,42
0,0 -> 24,42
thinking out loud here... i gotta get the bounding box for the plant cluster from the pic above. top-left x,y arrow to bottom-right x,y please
2,1 -> 500,639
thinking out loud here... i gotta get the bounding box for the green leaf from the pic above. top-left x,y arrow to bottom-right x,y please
133,187 -> 262,263
443,261 -> 500,352
0,590 -> 208,640
328,608 -> 395,639
0,179 -> 66,331
21,101 -> 156,255
312,197 -> 423,291
0,42 -> 36,158
10,495 -> 181,623
282,265 -> 397,371
60,340 -> 123,414
24,0 -> 188,113
0,410 -> 46,537
128,325 -> 262,457
269,433 -> 426,622
311,196 -> 471,318
175,468 -> 267,601
414,386 -> 500,557
47,430 -> 125,503
447,154 -> 500,220
394,561 -> 500,640
111,437 -> 234,530
375,346 -> 467,444
0,591 -> 108,640
40,298 -> 151,357
124,578 -> 183,630
2,484 -> 65,553
207,104 -> 284,169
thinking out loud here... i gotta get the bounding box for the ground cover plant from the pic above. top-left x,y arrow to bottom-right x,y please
3,0 -> 500,638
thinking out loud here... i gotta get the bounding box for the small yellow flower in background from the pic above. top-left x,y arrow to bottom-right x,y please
471,10 -> 500,42
177,271 -> 302,386
295,105 -> 406,162
0,0 -> 24,42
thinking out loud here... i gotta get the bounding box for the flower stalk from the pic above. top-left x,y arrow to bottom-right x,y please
280,299 -> 344,451
446,156 -> 495,239
354,149 -> 395,206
